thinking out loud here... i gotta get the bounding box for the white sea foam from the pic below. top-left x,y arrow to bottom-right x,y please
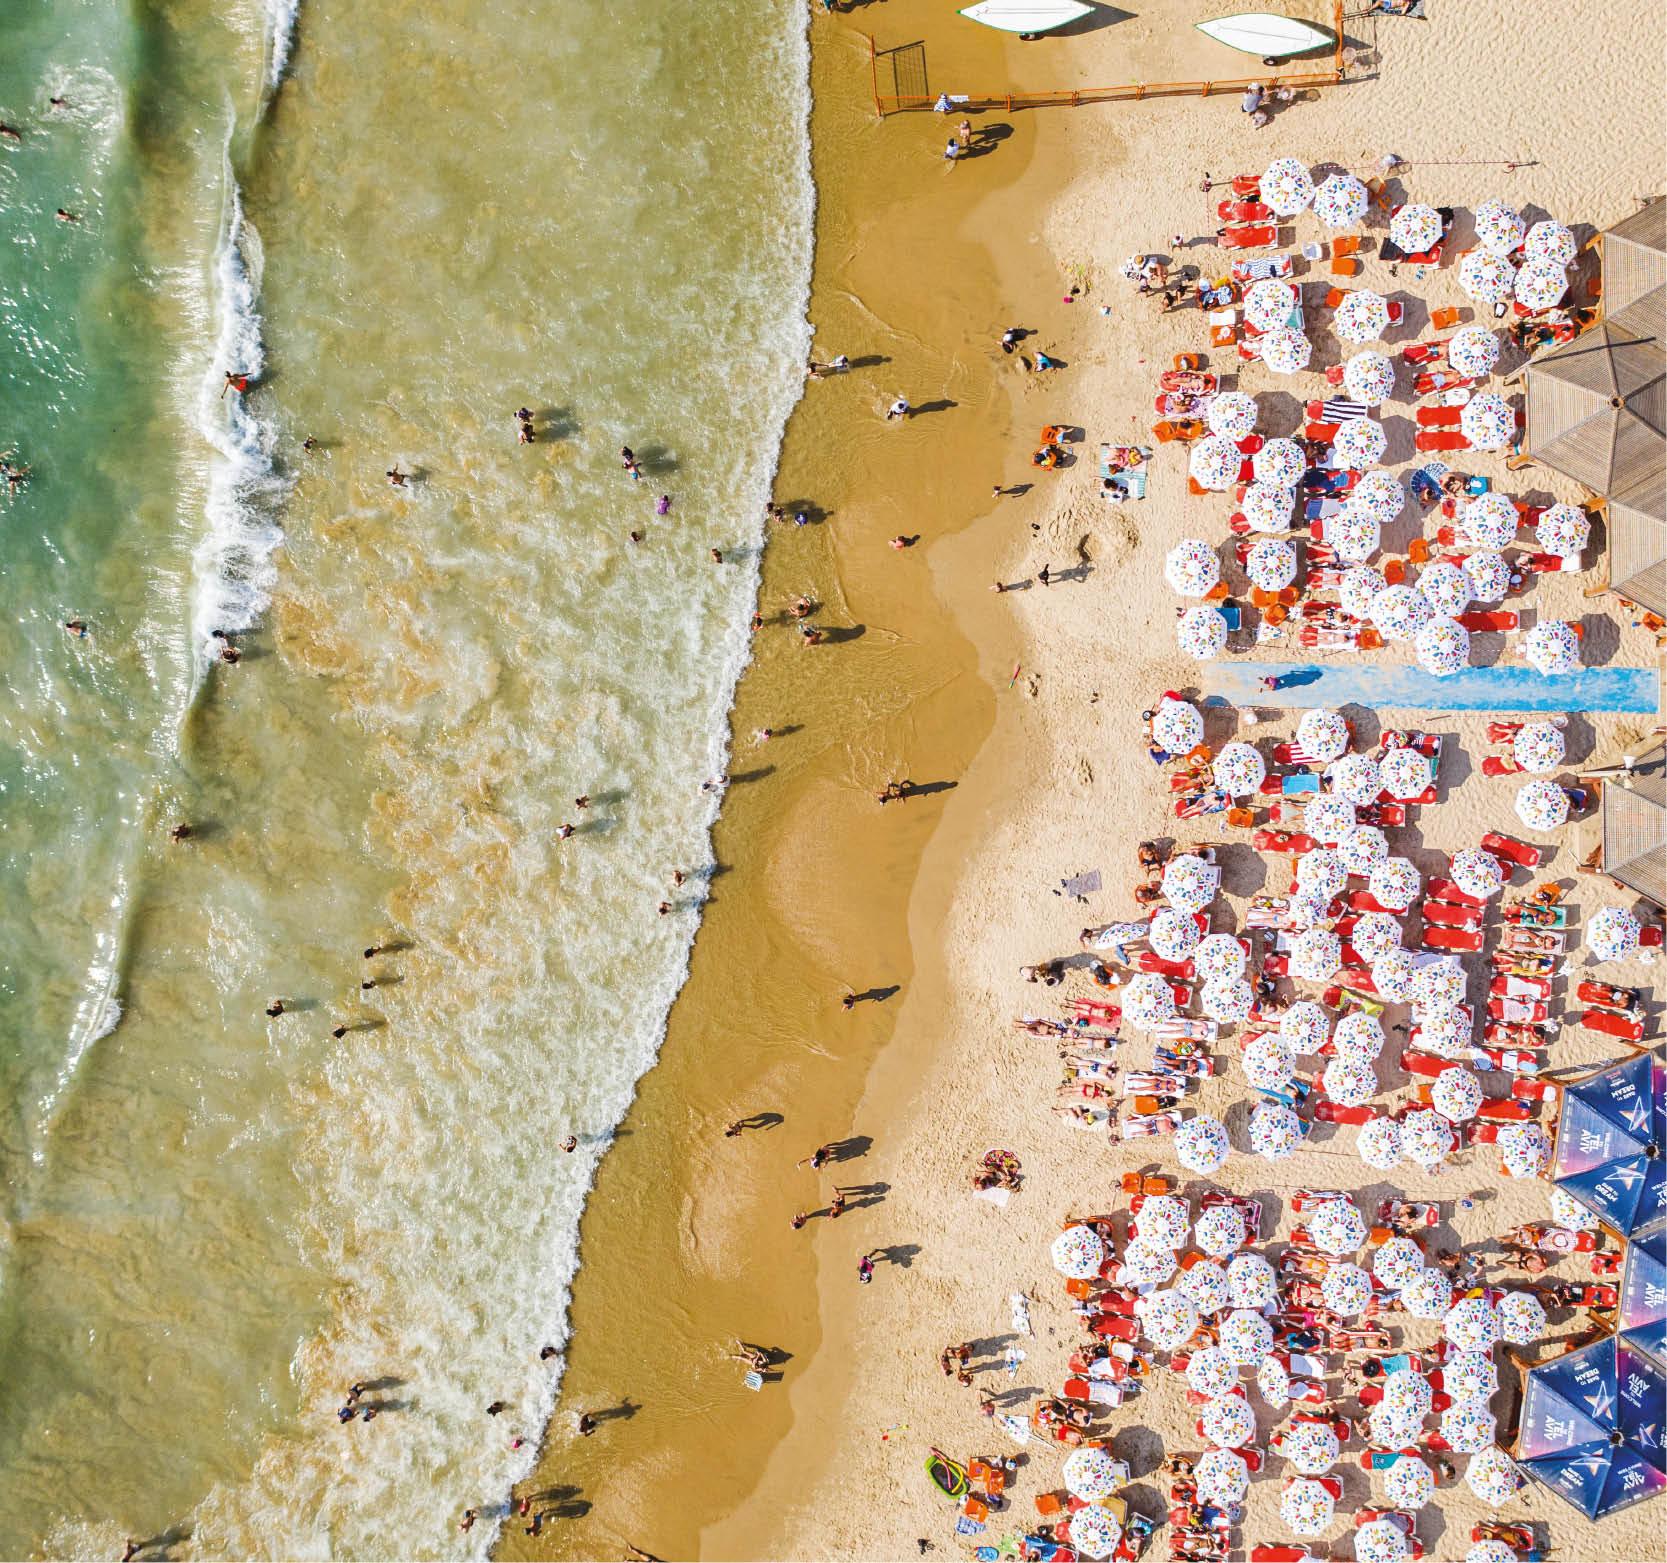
263,0 -> 302,89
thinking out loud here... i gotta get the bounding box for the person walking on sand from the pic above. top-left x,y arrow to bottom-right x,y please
886,397 -> 910,421
858,1253 -> 876,1284
828,1187 -> 849,1219
798,1143 -> 834,1170
956,118 -> 972,148
942,138 -> 959,164
791,1210 -> 808,1229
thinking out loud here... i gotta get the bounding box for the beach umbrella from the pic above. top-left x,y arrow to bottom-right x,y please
1403,1107 -> 1456,1168
1322,1056 -> 1377,1107
1194,1206 -> 1246,1259
1499,1121 -> 1552,1178
1332,752 -> 1384,805
1474,199 -> 1525,257
1448,324 -> 1502,377
1195,933 -> 1247,983
1244,1033 -> 1298,1091
1499,1289 -> 1549,1345
1177,605 -> 1230,661
1350,912 -> 1403,963
1176,1113 -> 1231,1173
1309,1199 -> 1367,1255
1327,504 -> 1382,564
1121,1238 -> 1179,1287
1370,945 -> 1418,1000
1433,1066 -> 1485,1122
1253,437 -> 1307,490
1262,156 -> 1315,217
1202,1392 -> 1257,1447
1451,846 -> 1505,898
1201,977 -> 1255,1024
1247,537 -> 1299,591
1295,708 -> 1349,764
1370,1399 -> 1426,1447
1242,481 -> 1297,533
1313,171 -> 1367,228
1356,1518 -> 1412,1563
1446,1296 -> 1502,1352
1187,1344 -> 1240,1398
1067,1505 -> 1122,1561
1419,1004 -> 1473,1057
1459,491 -> 1519,550
1549,1187 -> 1600,1232
1150,906 -> 1204,960
1515,778 -> 1570,832
1207,390 -> 1260,438
1525,618 -> 1580,675
1251,1101 -> 1305,1161
1139,1287 -> 1201,1350
1280,1000 -> 1332,1052
1372,1235 -> 1427,1291
1353,468 -> 1407,525
1535,502 -> 1590,559
1445,1350 -> 1499,1402
1418,560 -> 1473,617
1152,697 -> 1206,755
1371,583 -> 1434,641
1515,262 -> 1568,311
1588,905 -> 1641,962
1136,1192 -> 1192,1248
1390,203 -> 1442,253
1122,972 -> 1178,1031
1357,1116 -> 1403,1170
1411,956 -> 1466,1008
1401,1266 -> 1455,1320
1343,350 -> 1395,406
1245,277 -> 1300,332
1461,391 -> 1516,452
1368,857 -> 1421,914
1524,218 -> 1576,267
1280,1477 -> 1337,1535
1286,890 -> 1336,930
1257,1353 -> 1291,1407
1335,1011 -> 1387,1062
1227,1253 -> 1278,1310
1163,853 -> 1218,911
1064,1446 -> 1125,1500
1296,848 -> 1347,901
1177,1257 -> 1233,1314
1460,248 -> 1517,303
1339,562 -> 1386,617
1416,615 -> 1471,677
1333,417 -> 1388,470
1337,824 -> 1388,876
1441,1401 -> 1498,1454
1285,1420 -> 1341,1476
1335,288 -> 1391,344
1380,747 -> 1433,800
1221,1307 -> 1275,1366
1291,928 -> 1342,982
1465,550 -> 1511,602
1466,1447 -> 1524,1508
1386,1362 -> 1449,1407
1306,793 -> 1357,844
1259,327 -> 1312,375
1189,435 -> 1243,490
1322,1261 -> 1373,1316
1468,1544 -> 1516,1563
1196,1447 -> 1251,1505
1165,538 -> 1222,597
1052,1224 -> 1106,1279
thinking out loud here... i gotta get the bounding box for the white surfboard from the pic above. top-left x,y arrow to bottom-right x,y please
1195,11 -> 1335,58
958,0 -> 1094,34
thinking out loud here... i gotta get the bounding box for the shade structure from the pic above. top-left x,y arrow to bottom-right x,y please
1201,976 -> 1254,1022
1460,391 -> 1516,451
1411,956 -> 1466,1008
1469,1449 -> 1524,1506
1402,1107 -> 1456,1167
1371,583 -> 1434,640
1194,1204 -> 1246,1257
1356,1518 -> 1412,1563
1418,560 -> 1473,617
1177,1257 -> 1232,1314
1433,1066 -> 1484,1122
1149,906 -> 1203,961
1474,199 -> 1525,257
1313,172 -> 1367,228
1259,327 -> 1312,375
1620,1227 -> 1667,1364
1441,1400 -> 1499,1454
1327,504 -> 1381,563
1122,971 -> 1178,1029
1418,1003 -> 1473,1059
1202,1392 -> 1256,1447
1296,847 -> 1346,899
1552,1186 -> 1602,1231
1500,1121 -> 1554,1178
1175,1113 -> 1231,1173
1333,417 -> 1388,469
1220,1308 -> 1274,1365
1152,697 -> 1205,755
1163,853 -> 1219,911
1256,1353 -> 1290,1407
1365,858 -> 1418,914
1240,481 -> 1295,534
1524,218 -> 1576,267
1499,1289 -> 1549,1345
1373,1235 -> 1425,1290
1245,277 -> 1299,332
1189,434 -> 1243,490
1287,889 -> 1334,929
1445,1296 -> 1501,1352
1138,1287 -> 1201,1350
1208,390 -> 1260,438
1261,157 -> 1314,217
1600,202 -> 1666,315
1186,1344 -> 1239,1399
1535,502 -> 1591,557
1445,1349 -> 1499,1402
1195,1447 -> 1250,1505
1280,1000 -> 1331,1052
1357,1116 -> 1403,1170
1322,1056 -> 1376,1107
1371,946 -> 1418,1001
1416,615 -> 1471,677
1178,605 -> 1230,660
1516,778 -> 1570,832
1460,491 -> 1520,549
1244,1032 -> 1297,1091
1589,904 -> 1643,962
1250,1101 -> 1304,1160
1384,1457 -> 1436,1510
1063,1445 -> 1125,1500
1460,248 -> 1517,303
1195,932 -> 1247,982
1322,1261 -> 1372,1316
1515,262 -> 1569,311
1335,288 -> 1391,344
1247,536 -> 1299,590
1517,1335 -> 1667,1518
1227,1253 -> 1277,1309
1448,325 -> 1502,378
1121,1238 -> 1178,1286
1389,203 -> 1441,254
1306,793 -> 1357,844
1451,846 -> 1505,898
1465,549 -> 1511,602
1136,1192 -> 1191,1248
1254,436 -> 1306,489
1297,708 -> 1349,761
1468,1544 -> 1516,1563
1600,752 -> 1665,908
1052,1224 -> 1106,1278
1285,1420 -> 1340,1476
1525,618 -> 1581,675
1552,1052 -> 1666,1236
1067,1506 -> 1121,1561
1343,350 -> 1395,405
1336,567 -> 1386,630
1513,720 -> 1565,773
1381,746 -> 1433,799
1291,928 -> 1342,982
1280,1477 -> 1336,1535
1337,824 -> 1387,875
1370,1399 -> 1426,1446
1350,908 -> 1402,960
1353,468 -> 1407,524
1332,751 -> 1384,805
1401,1266 -> 1454,1320
1334,1010 -> 1386,1060
1308,1198 -> 1367,1254
1166,538 -> 1222,597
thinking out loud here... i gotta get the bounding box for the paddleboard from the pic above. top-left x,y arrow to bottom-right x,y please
1195,11 -> 1334,58
958,0 -> 1094,35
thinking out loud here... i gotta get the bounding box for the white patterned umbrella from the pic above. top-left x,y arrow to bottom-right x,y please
1515,263 -> 1568,311
1296,848 -> 1347,900
1243,481 -> 1297,533
1451,846 -> 1505,898
1260,328 -> 1313,375
1313,172 -> 1367,228
1280,1477 -> 1336,1536
1328,504 -> 1382,564
1163,854 -> 1218,911
1551,1187 -> 1601,1231
1373,1235 -> 1426,1290
1262,157 -> 1315,217
1139,1287 -> 1202,1349
1332,417 -> 1388,469
1444,1350 -> 1499,1402
1150,906 -> 1204,960
1221,1307 -> 1275,1365
1445,1296 -> 1501,1351
1322,1056 -> 1377,1107
1136,1193 -> 1192,1248
1153,697 -> 1206,754
1380,747 -> 1433,799
1383,1368 -> 1433,1413
1196,1446 -> 1251,1505
1589,905 -> 1642,962
1195,933 -> 1247,982
1285,1420 -> 1341,1476
1121,1238 -> 1179,1286
1251,1101 -> 1304,1160
1052,1224 -> 1107,1279
1296,708 -> 1349,762
1460,491 -> 1520,549
1411,956 -> 1466,1008
1534,502 -> 1589,557
1417,615 -> 1471,677
1335,288 -> 1391,344
1371,584 -> 1434,641
1202,1393 -> 1257,1447
1465,550 -> 1511,602
1064,1445 -> 1126,1500
1498,1289 -> 1549,1345
1448,325 -> 1502,377
1254,437 -> 1306,490
1433,1066 -> 1484,1122
1526,618 -> 1580,675
1337,824 -> 1388,876
1166,538 -> 1221,597
1335,1010 -> 1387,1060
1246,277 -> 1300,332
1357,1518 -> 1412,1563
1390,203 -> 1442,253
1461,392 -> 1515,451
1227,1253 -> 1278,1310
1469,1543 -> 1517,1563
1245,1033 -> 1298,1090
1202,977 -> 1255,1023
1309,1199 -> 1367,1255
1466,1447 -> 1523,1508
1247,537 -> 1299,591
1322,1261 -> 1373,1316
1371,946 -> 1418,1000
1332,752 -> 1385,805
1207,390 -> 1260,438
1190,434 -> 1243,490
1257,1352 -> 1291,1407
1442,1401 -> 1498,1455
1123,972 -> 1178,1029
1460,249 -> 1517,303
1365,859 -> 1419,916
1515,778 -> 1569,832
1473,199 -> 1525,257
1353,468 -> 1407,525
1339,562 -> 1386,617
1068,1506 -> 1122,1561
1178,1258 -> 1233,1315
1177,1113 -> 1231,1173
1370,1399 -> 1426,1446
1351,912 -> 1402,964
1178,605 -> 1230,660
1187,1344 -> 1240,1398
1357,1115 -> 1403,1169
1419,560 -> 1473,617
1195,1205 -> 1246,1258
1280,1000 -> 1331,1051
1499,1121 -> 1552,1178
1291,928 -> 1343,982
1287,890 -> 1335,929
1403,1107 -> 1456,1168
1524,219 -> 1576,267
1306,794 -> 1357,844
1401,1266 -> 1455,1320
1419,1004 -> 1473,1057
1343,350 -> 1395,406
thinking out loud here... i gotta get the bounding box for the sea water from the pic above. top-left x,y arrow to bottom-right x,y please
0,0 -> 812,1553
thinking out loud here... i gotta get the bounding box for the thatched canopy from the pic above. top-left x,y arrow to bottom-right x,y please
1603,200 -> 1667,316
1601,752 -> 1666,908
1609,461 -> 1666,615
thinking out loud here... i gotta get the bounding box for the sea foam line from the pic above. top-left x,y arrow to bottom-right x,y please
264,0 -> 302,89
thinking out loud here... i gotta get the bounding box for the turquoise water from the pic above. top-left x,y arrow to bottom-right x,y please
0,0 -> 812,1554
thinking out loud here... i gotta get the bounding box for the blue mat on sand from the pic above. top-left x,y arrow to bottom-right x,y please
1205,661 -> 1658,714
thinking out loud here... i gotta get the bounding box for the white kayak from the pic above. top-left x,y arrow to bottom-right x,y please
958,0 -> 1094,34
1195,11 -> 1335,58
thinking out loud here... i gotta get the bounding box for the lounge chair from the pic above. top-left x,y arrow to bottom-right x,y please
1220,225 -> 1276,250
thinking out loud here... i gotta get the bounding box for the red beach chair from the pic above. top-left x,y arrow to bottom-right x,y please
1424,926 -> 1484,954
1580,1008 -> 1646,1042
1415,430 -> 1472,452
1221,225 -> 1277,250
1457,610 -> 1519,632
1415,405 -> 1465,428
1482,832 -> 1541,870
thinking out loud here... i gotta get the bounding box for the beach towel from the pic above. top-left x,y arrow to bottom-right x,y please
1010,1293 -> 1033,1336
1320,398 -> 1370,421
973,1186 -> 1012,1208
1230,255 -> 1294,282
1061,869 -> 1101,900
743,1371 -> 764,1392
1004,1345 -> 1026,1377
998,1413 -> 1031,1445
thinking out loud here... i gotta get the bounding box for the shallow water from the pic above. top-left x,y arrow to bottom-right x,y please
0,0 -> 811,1553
